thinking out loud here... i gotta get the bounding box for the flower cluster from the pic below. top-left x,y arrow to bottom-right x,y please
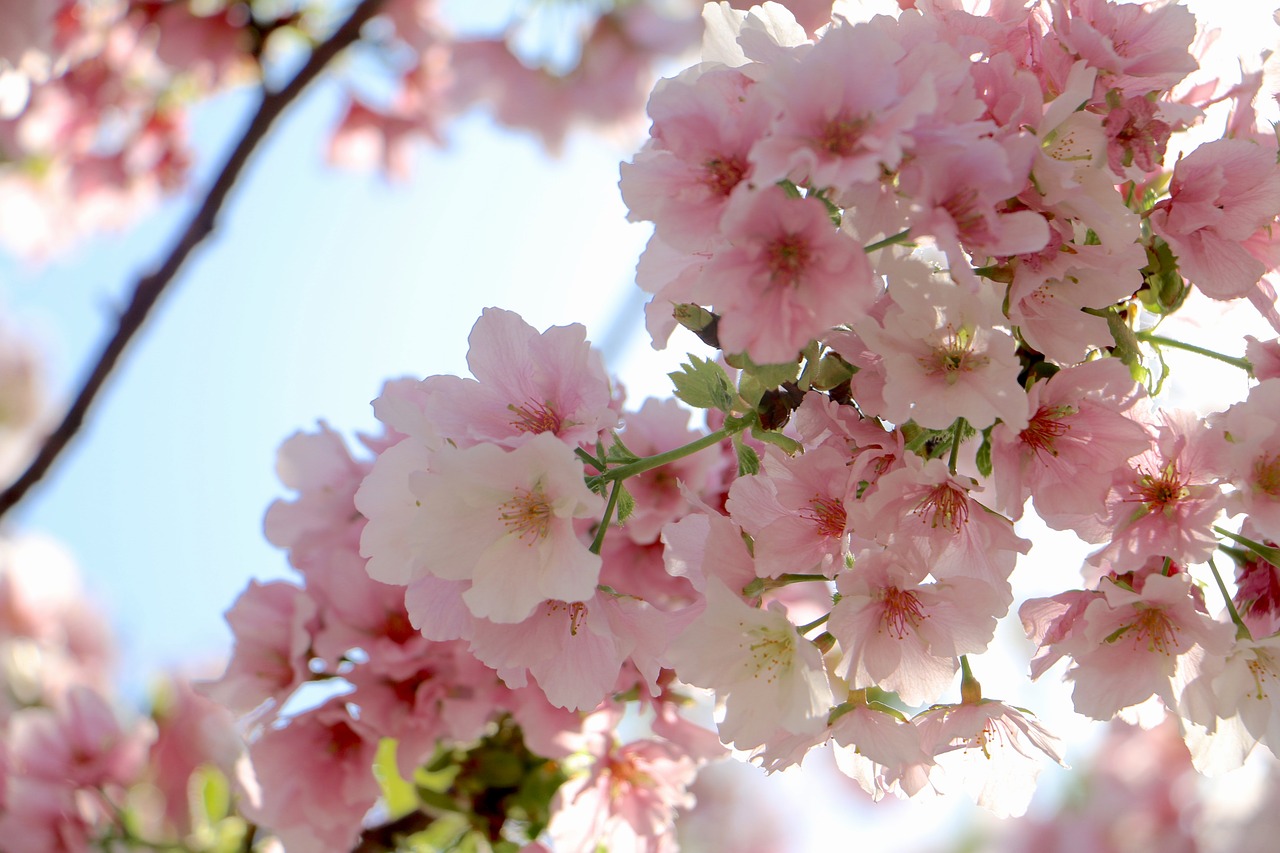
1,0 -> 833,257
204,0 -> 1280,849
0,536 -> 244,853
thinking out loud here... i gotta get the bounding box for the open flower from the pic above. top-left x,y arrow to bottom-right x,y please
408,432 -> 604,624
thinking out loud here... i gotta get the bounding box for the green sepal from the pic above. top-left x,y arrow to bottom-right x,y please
750,424 -> 803,455
811,351 -> 856,390
603,434 -> 640,466
733,434 -> 760,476
1102,309 -> 1148,385
614,483 -> 636,523
975,426 -> 994,478
1138,238 -> 1188,314
733,353 -> 802,408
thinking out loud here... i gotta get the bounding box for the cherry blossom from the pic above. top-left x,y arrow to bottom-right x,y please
665,579 -> 834,750
404,432 -> 604,624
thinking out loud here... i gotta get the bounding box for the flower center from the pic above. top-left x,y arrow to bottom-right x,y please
703,155 -> 747,196
942,187 -> 990,241
546,600 -> 589,635
499,486 -> 553,543
1134,463 -> 1189,514
1019,405 -> 1075,458
913,482 -> 970,531
742,623 -> 795,684
921,328 -> 986,385
508,400 -> 563,435
879,586 -> 926,639
1254,454 -> 1280,497
816,113 -> 870,157
766,233 -> 811,287
1130,607 -> 1179,654
802,495 -> 847,539
1247,649 -> 1279,701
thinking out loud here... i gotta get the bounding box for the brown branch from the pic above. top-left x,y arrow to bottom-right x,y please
0,0 -> 389,521
352,809 -> 438,852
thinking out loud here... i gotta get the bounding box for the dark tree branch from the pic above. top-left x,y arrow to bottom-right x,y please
353,809 -> 438,852
0,0 -> 388,521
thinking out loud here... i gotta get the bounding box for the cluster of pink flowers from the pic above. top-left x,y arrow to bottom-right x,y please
0,536 -> 243,853
0,0 -> 841,257
208,309 -> 743,851
195,0 -> 1280,849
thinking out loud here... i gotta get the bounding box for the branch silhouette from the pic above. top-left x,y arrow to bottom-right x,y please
0,0 -> 388,521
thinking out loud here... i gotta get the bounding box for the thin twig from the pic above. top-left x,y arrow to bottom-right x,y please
0,0 -> 388,521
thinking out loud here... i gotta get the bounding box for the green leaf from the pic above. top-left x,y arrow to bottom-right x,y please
976,426 -> 993,478
750,425 -> 803,455
374,738 -> 421,817
669,356 -> 735,412
612,481 -> 636,523
195,764 -> 231,824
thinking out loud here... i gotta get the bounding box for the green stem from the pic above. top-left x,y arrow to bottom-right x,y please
863,229 -> 913,253
742,572 -> 831,599
798,612 -> 830,634
1214,526 -> 1280,569
595,427 -> 731,483
575,446 -> 604,472
948,417 -> 967,475
589,481 -> 624,555
1208,556 -> 1252,640
1136,332 -> 1253,374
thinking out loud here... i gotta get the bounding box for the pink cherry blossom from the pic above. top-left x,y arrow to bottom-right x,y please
468,591 -> 687,712
1062,572 -> 1235,720
830,546 -> 1004,705
1047,0 -> 1198,98
665,579 -> 834,750
858,270 -> 1028,431
748,15 -> 935,191
697,184 -> 877,362
1210,379 -> 1280,541
199,580 -> 316,718
240,699 -> 382,853
548,735 -> 698,853
988,357 -> 1152,523
408,432 -> 604,624
1150,138 -> 1280,304
7,685 -> 150,790
830,698 -> 933,800
1089,409 -> 1226,567
914,699 -> 1065,817
726,444 -> 857,578
417,307 -> 618,450
1180,633 -> 1280,775
899,131 -> 1049,282
619,65 -> 772,252
1006,241 -> 1148,365
855,455 -> 1028,600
